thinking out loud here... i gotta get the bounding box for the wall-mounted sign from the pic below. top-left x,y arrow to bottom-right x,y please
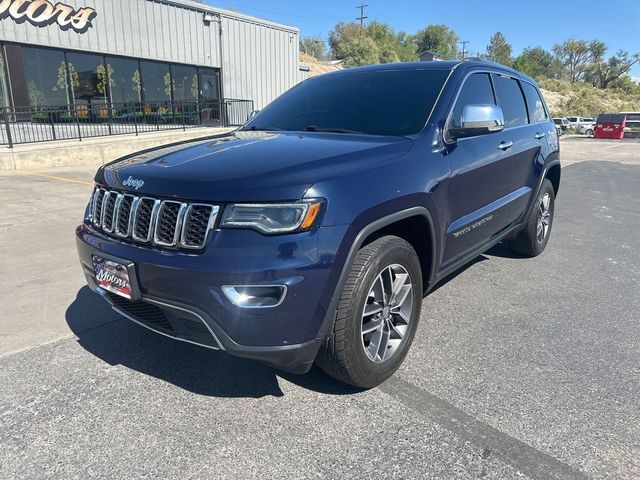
0,0 -> 97,34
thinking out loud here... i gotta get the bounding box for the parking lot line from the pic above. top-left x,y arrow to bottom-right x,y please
14,171 -> 93,187
380,376 -> 588,480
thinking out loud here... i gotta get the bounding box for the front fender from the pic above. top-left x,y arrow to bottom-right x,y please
312,203 -> 438,339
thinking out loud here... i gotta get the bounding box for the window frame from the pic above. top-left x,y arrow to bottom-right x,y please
444,69 -> 501,144
492,73 -> 530,129
446,72 -> 496,132
445,70 -> 549,144
520,79 -> 550,125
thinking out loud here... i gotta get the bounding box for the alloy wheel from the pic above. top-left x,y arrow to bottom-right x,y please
537,193 -> 552,244
361,264 -> 413,363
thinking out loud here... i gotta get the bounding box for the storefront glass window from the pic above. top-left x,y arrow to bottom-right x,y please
66,52 -> 108,105
106,56 -> 142,104
23,47 -> 70,106
171,64 -> 198,101
140,61 -> 172,103
0,49 -> 8,108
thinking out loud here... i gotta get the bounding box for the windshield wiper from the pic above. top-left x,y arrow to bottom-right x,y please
303,125 -> 365,134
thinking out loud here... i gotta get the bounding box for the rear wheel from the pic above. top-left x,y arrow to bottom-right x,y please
508,179 -> 555,257
316,236 -> 423,388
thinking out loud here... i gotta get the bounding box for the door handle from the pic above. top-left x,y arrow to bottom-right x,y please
534,132 -> 546,139
498,141 -> 514,151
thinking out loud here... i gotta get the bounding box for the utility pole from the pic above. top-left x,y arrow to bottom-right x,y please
356,4 -> 368,29
460,41 -> 470,60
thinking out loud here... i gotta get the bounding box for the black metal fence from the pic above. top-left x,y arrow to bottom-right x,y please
0,98 -> 254,147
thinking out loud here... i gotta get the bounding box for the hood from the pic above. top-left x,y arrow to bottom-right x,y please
98,131 -> 412,202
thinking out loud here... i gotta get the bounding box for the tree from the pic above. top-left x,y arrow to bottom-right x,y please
329,23 -> 381,67
396,31 -> 418,62
366,21 -> 416,62
608,75 -> 640,95
300,36 -> 327,60
485,32 -> 512,66
329,21 -> 417,66
338,35 -> 380,67
412,24 -> 458,60
513,47 -> 555,79
552,39 -> 594,83
586,46 -> 640,89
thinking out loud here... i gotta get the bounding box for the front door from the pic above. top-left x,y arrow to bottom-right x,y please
442,72 -> 533,266
199,68 -> 221,126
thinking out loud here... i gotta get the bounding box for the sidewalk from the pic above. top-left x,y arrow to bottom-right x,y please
0,127 -> 235,171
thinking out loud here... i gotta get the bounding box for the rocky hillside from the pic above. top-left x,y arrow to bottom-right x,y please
300,53 -> 341,77
539,79 -> 640,117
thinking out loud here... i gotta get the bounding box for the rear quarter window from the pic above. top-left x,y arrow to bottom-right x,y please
522,82 -> 548,123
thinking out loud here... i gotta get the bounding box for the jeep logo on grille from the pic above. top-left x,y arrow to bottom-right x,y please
122,176 -> 145,190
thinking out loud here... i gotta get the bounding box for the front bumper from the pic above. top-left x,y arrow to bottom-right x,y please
76,222 -> 348,373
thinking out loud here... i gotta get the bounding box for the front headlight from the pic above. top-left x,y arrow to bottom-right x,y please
220,200 -> 323,234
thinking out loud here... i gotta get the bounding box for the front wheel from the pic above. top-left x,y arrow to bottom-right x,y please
316,236 -> 423,388
508,179 -> 556,257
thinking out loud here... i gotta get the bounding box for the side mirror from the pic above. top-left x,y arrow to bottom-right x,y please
448,104 -> 505,140
247,110 -> 260,122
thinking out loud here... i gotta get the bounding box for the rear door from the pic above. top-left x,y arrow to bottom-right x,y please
493,76 -> 545,201
519,81 -> 556,194
442,72 -> 528,265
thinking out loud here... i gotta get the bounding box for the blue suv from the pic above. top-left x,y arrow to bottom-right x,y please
76,61 -> 560,388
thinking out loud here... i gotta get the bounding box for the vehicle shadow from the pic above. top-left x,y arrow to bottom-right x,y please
67,243 -> 523,398
484,241 -> 529,260
426,242 -> 526,295
66,287 -> 363,398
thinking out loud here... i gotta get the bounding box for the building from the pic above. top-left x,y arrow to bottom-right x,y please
0,0 -> 301,135
418,51 -> 443,62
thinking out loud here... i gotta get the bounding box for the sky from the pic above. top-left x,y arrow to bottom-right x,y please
205,0 -> 640,79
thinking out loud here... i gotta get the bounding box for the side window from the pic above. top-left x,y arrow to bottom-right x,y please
522,82 -> 548,123
450,73 -> 495,129
493,75 -> 528,128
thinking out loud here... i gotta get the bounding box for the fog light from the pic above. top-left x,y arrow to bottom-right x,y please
222,285 -> 287,308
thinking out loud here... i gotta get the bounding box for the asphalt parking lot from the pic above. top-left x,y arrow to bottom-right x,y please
1,137 -> 639,479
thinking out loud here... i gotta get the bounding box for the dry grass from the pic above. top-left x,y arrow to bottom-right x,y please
300,53 -> 342,77
538,78 -> 640,117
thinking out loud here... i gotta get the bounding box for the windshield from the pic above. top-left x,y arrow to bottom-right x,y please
243,69 -> 450,137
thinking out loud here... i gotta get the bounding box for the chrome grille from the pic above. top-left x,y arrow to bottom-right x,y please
115,195 -> 136,237
101,192 -> 117,233
132,197 -> 159,242
181,205 -> 219,249
89,187 -> 217,250
154,201 -> 187,247
92,189 -> 106,226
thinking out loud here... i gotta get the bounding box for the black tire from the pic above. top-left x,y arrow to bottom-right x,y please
316,235 -> 423,388
508,179 -> 555,257
585,129 -> 594,136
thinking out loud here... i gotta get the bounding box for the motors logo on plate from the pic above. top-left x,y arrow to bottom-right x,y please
92,256 -> 133,299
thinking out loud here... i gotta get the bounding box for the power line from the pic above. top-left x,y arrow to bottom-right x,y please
214,1 -> 339,20
355,3 -> 368,29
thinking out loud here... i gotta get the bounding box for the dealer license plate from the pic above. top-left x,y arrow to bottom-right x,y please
92,255 -> 133,299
